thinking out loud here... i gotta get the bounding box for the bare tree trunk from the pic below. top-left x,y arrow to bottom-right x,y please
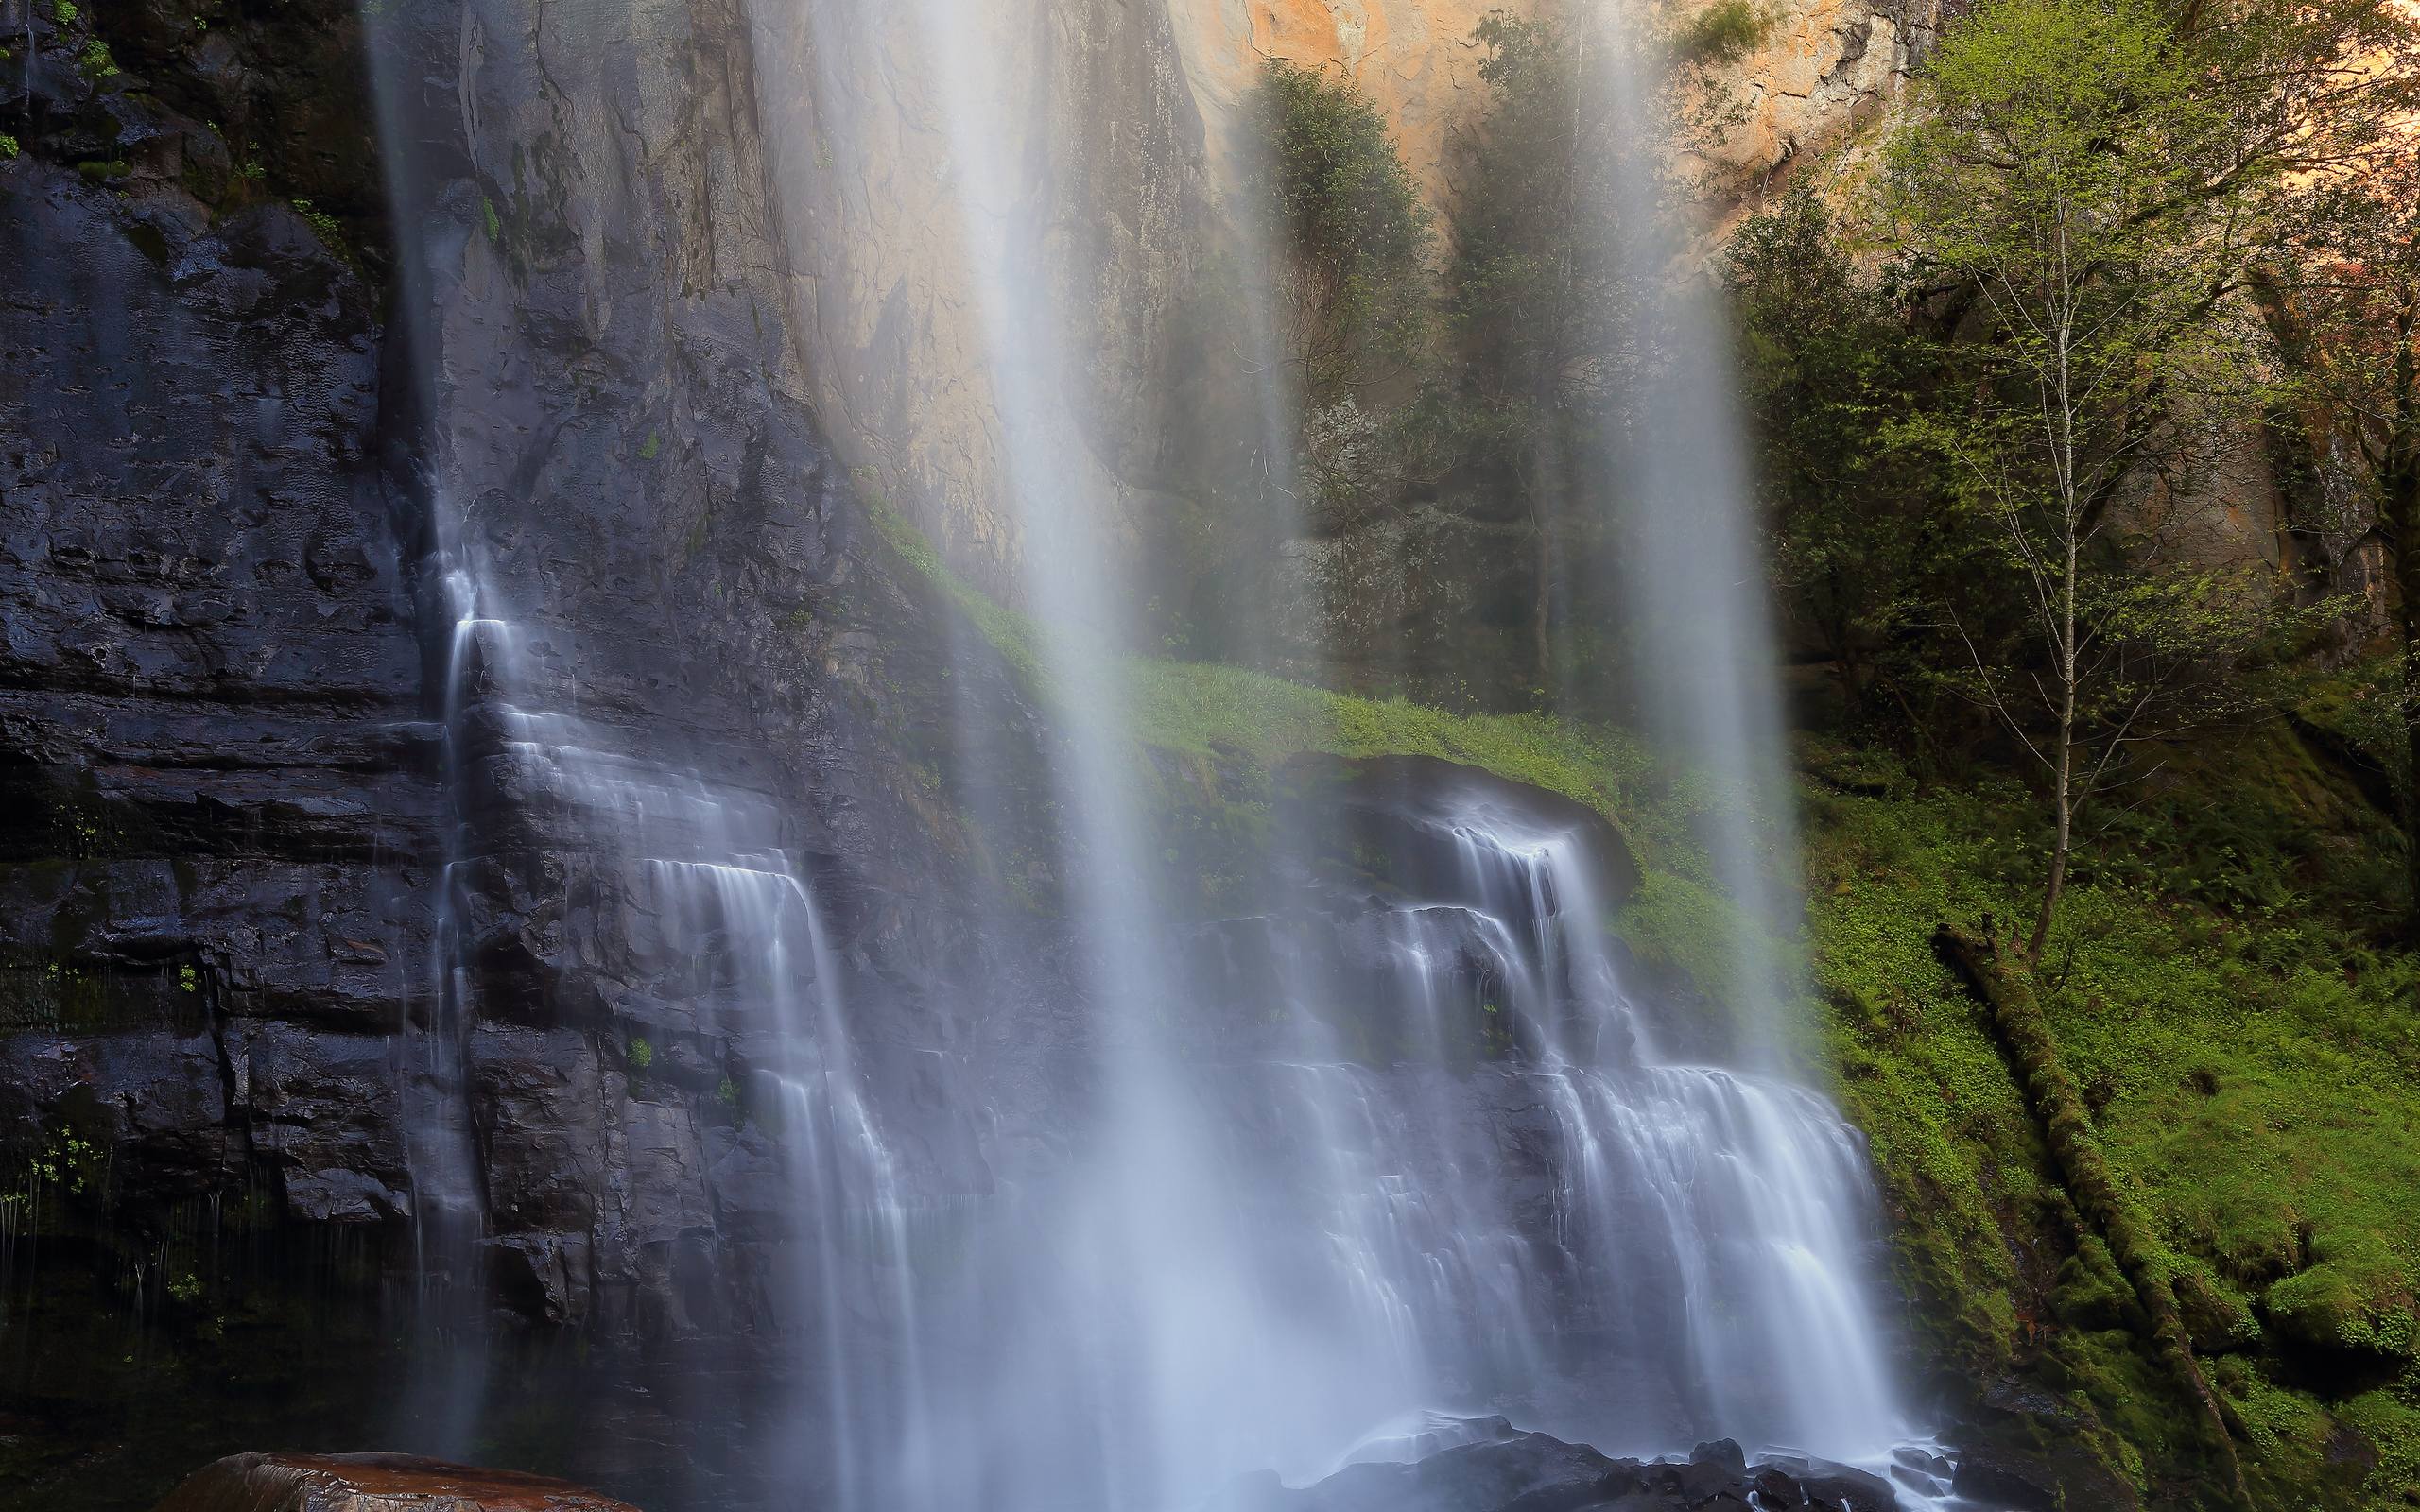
2031,246 -> 2083,966
1936,929 -> 2255,1512
2031,537 -> 2079,964
2394,295 -> 2420,944
2392,462 -> 2420,943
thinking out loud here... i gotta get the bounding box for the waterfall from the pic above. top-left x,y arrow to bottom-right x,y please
342,0 -> 1964,1503
1584,0 -> 1807,1056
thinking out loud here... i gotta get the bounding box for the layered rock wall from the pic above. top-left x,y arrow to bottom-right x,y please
0,58 -> 434,1234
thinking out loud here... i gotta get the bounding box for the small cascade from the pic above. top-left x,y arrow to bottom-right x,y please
557,759 -> 1948,1511
402,543 -> 922,1484
1169,787 -> 1924,1477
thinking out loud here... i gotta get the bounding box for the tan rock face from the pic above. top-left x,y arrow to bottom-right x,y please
1167,0 -> 1534,211
154,1452 -> 642,1512
752,0 -> 1220,598
1692,0 -> 1934,189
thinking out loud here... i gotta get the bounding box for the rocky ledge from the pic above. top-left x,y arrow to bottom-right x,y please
1215,1424 -> 1918,1512
155,1452 -> 642,1512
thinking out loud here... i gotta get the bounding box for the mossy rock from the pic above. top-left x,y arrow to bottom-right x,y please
2263,1265 -> 2417,1371
2053,1235 -> 2143,1333
2173,1265 -> 2260,1356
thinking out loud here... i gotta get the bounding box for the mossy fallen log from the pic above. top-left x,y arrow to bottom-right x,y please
1933,924 -> 2253,1512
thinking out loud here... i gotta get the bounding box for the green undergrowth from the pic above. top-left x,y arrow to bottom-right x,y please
861,495 -> 1779,951
865,492 -> 1657,825
1806,733 -> 2420,1509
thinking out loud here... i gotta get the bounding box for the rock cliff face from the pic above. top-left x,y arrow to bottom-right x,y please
0,0 -> 1934,1366
0,0 -> 2031,1506
1,34 -> 432,1233
750,0 -> 1227,598
2,0 -> 1031,1499
753,0 -> 1946,654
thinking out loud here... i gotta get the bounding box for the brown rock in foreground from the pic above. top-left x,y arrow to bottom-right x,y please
154,1452 -> 643,1512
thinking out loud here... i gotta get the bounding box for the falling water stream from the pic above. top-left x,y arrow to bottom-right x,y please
349,0 -> 1976,1504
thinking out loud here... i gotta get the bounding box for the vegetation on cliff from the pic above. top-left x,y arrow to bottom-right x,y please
1154,2 -> 2420,1504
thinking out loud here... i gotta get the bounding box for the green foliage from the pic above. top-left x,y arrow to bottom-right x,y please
25,1131 -> 102,1197
48,0 -> 78,22
0,136 -> 18,161
625,1036 -> 653,1074
638,431 -> 661,461
1451,14 -> 1608,401
1243,59 -> 1434,525
862,490 -> 1046,688
481,196 -> 502,243
2293,655 -> 2409,810
1247,58 -> 1432,401
1671,0 -> 1774,64
869,485 -> 1640,817
1724,191 -> 1992,737
1420,12 -> 1662,686
714,1076 -> 739,1108
289,198 -> 342,247
1808,735 -> 2420,1506
1891,0 -> 2223,272
1885,0 -> 2317,953
78,36 -> 118,78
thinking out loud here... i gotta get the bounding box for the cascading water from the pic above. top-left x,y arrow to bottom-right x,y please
345,0 -> 1973,1503
409,528 -> 929,1495
741,0 -> 1962,1500
1183,772 -> 1919,1464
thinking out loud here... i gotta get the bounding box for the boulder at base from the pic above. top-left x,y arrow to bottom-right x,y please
1206,1425 -> 1901,1512
154,1452 -> 643,1512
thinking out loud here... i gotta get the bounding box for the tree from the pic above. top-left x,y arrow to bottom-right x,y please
1443,13 -> 1642,683
1888,0 -> 2290,962
1245,59 -> 1432,411
2259,143 -> 2420,933
1724,190 -> 1979,732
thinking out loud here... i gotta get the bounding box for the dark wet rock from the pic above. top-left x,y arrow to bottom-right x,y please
0,100 -> 439,1242
1219,1432 -> 1618,1512
154,1452 -> 643,1511
1211,1426 -> 1901,1512
1280,753 -> 1643,906
1752,1465 -> 1806,1506
1691,1437 -> 1749,1477
1946,1442 -> 2081,1512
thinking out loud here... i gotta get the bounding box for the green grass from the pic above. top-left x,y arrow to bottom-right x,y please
862,490 -> 1661,828
1806,744 -> 2420,1508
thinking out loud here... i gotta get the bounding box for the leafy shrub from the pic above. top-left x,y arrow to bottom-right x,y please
1672,0 -> 1774,63
1245,58 -> 1431,404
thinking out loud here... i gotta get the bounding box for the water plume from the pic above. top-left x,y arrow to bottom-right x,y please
348,0 -> 1958,1503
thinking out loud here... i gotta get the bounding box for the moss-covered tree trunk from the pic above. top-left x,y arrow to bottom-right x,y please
1935,927 -> 2253,1511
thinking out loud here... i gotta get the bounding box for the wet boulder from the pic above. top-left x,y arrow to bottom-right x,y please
154,1452 -> 642,1511
1210,1424 -> 1904,1512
